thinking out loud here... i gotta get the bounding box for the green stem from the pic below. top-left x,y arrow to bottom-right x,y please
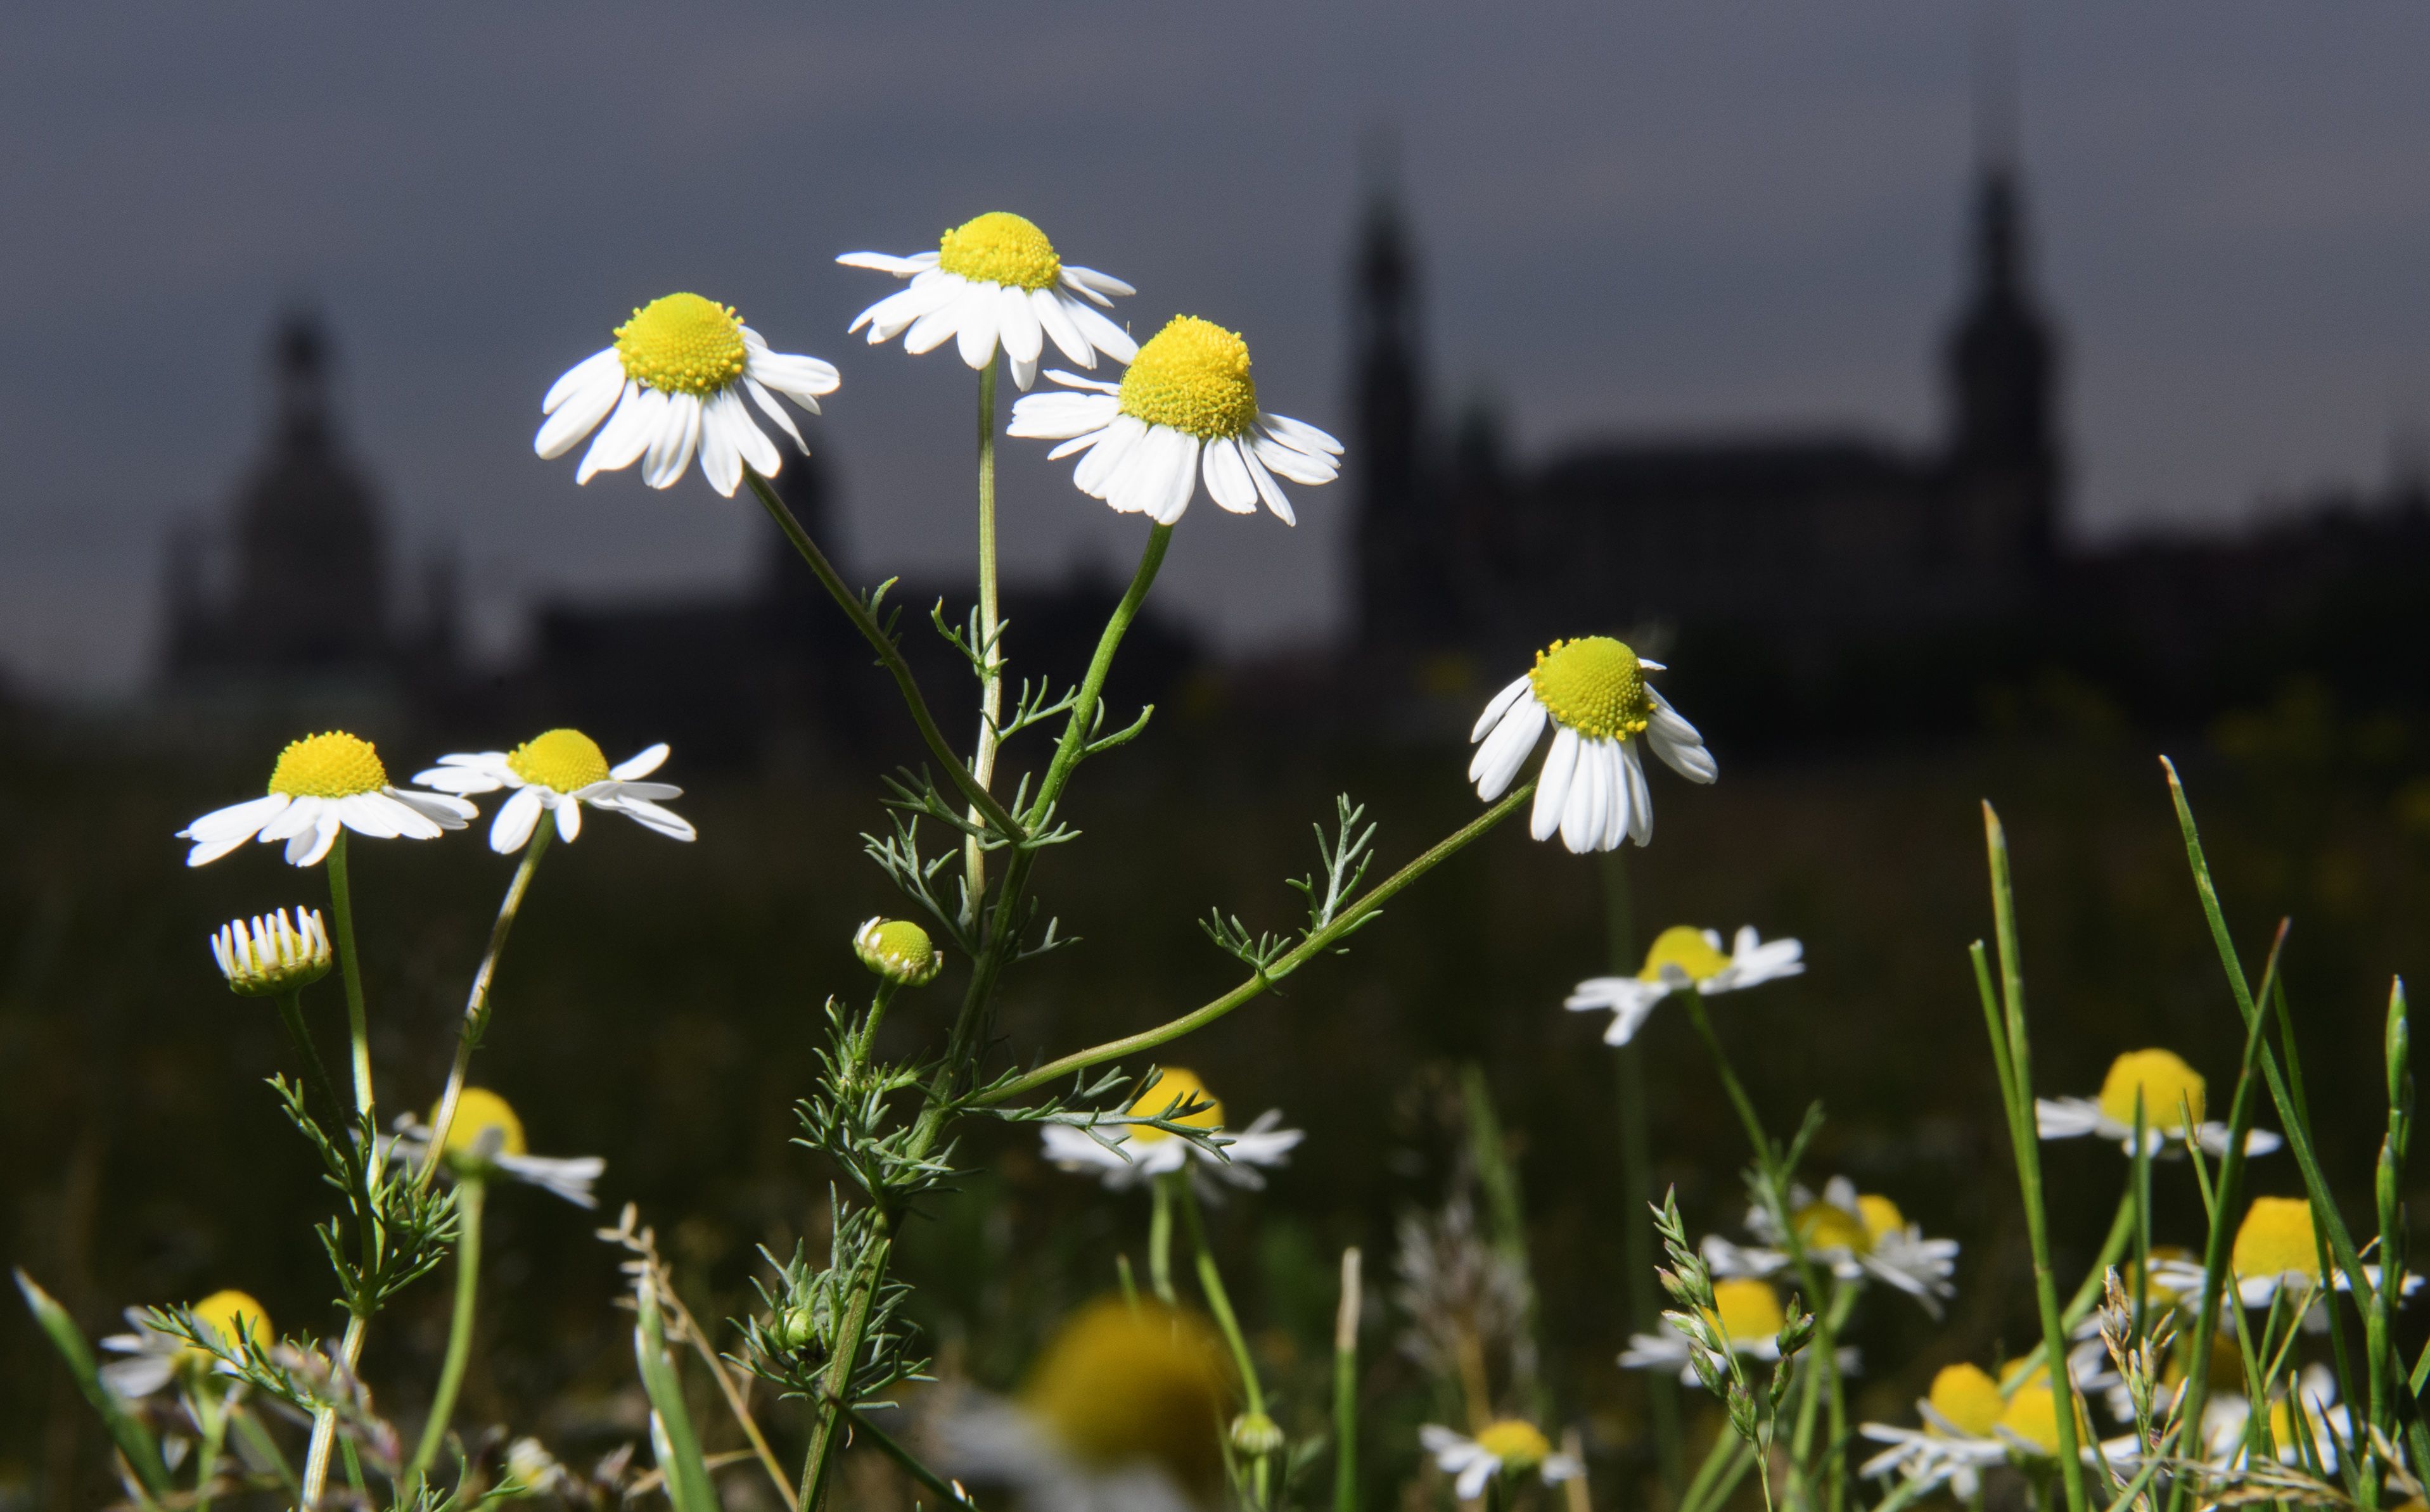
418,827 -> 552,1197
323,831 -> 374,1128
1179,1178 -> 1272,1504
1599,849 -> 1681,1504
299,1314 -> 368,1510
191,1385 -> 231,1512
2132,1095 -> 2152,1338
964,362 -> 1003,911
847,1409 -> 982,1511
796,1237 -> 886,1512
854,981 -> 900,1078
405,1176 -> 485,1496
1149,1176 -> 1179,1306
1334,1248 -> 1361,1512
1677,1430 -> 1752,1512
978,782 -> 1535,1106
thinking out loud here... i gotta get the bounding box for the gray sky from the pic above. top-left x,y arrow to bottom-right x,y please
8,3 -> 2430,694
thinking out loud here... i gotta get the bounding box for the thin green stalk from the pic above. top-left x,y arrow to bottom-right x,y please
1599,849 -> 1682,1504
848,1408 -> 982,1511
299,1314 -> 368,1510
404,1176 -> 485,1497
323,831 -> 374,1127
854,981 -> 900,1077
418,827 -> 552,1197
1149,1176 -> 1179,1306
796,1238 -> 886,1512
229,1406 -> 297,1492
191,1384 -> 231,1512
2133,1096 -> 2153,1336
1978,803 -> 2089,1512
1679,1437 -> 1758,1512
16,1269 -> 171,1504
980,782 -> 1534,1105
1180,1178 -> 1272,1502
1334,1248 -> 1361,1512
964,362 -> 1004,908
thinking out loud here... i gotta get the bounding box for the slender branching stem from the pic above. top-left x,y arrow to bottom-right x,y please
419,827 -> 552,1197
964,363 -> 1004,908
796,1235 -> 886,1512
404,1175 -> 485,1497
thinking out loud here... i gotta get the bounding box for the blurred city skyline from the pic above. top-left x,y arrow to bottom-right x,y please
8,4 -> 2430,694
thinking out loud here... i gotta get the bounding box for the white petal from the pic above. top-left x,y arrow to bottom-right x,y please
257,795 -> 325,841
535,353 -> 627,459
741,377 -> 809,458
1202,436 -> 1258,513
1151,429 -> 1203,524
1035,288 -> 1094,367
542,347 -> 621,414
1530,724 -> 1582,840
1251,431 -> 1340,486
389,788 -> 475,826
1008,391 -> 1122,440
900,283 -> 971,355
724,387 -> 781,478
642,392 -> 703,490
1647,690 -> 1718,783
490,787 -> 544,853
1561,739 -> 1611,853
855,274 -> 960,340
1061,264 -> 1137,301
1064,299 -> 1137,364
611,743 -> 669,780
555,793 -> 583,842
577,383 -> 658,483
180,793 -> 289,843
1468,697 -> 1547,800
835,250 -> 928,274
1239,444 -> 1297,524
1621,740 -> 1653,846
1262,412 -> 1344,456
697,391 -> 747,497
289,812 -> 342,867
335,792 -> 407,839
952,284 -> 1002,367
743,346 -> 841,402
1471,674 -> 1533,742
1040,367 -> 1123,395
997,283 -> 1044,367
1075,415 -> 1148,500
605,796 -> 694,841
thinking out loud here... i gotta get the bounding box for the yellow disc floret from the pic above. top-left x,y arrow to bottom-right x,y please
2097,1048 -> 2207,1132
1926,1363 -> 2002,1438
1475,1420 -> 1553,1475
1857,1194 -> 1905,1243
267,732 -> 388,798
855,917 -> 943,986
1126,1067 -> 1225,1144
1022,1297 -> 1229,1490
615,293 -> 748,398
1118,317 -> 1260,441
1639,924 -> 1730,984
1708,1277 -> 1786,1343
181,1289 -> 271,1371
2232,1196 -> 2320,1282
506,728 -> 612,794
1528,637 -> 1653,741
439,1087 -> 529,1162
1997,1380 -> 2061,1454
937,211 -> 1063,291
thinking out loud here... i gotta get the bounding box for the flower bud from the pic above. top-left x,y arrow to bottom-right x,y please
769,1301 -> 819,1354
1230,1411 -> 1285,1456
854,917 -> 942,986
211,908 -> 333,996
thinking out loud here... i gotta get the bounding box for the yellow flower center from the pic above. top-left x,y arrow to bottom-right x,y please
1127,1067 -> 1225,1145
1928,1363 -> 2003,1438
1475,1420 -> 1552,1474
2097,1048 -> 2208,1132
1022,1298 -> 1229,1491
1794,1192 -> 1905,1253
1707,1277 -> 1786,1343
614,293 -> 748,398
506,728 -> 611,794
181,1289 -> 271,1371
1528,637 -> 1653,741
857,918 -> 938,982
1638,925 -> 1729,984
937,211 -> 1063,291
1997,1382 -> 2061,1454
440,1087 -> 528,1160
267,732 -> 388,798
2232,1196 -> 2320,1281
1118,317 -> 1260,441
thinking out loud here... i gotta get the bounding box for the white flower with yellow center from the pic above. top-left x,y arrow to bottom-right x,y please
1040,1067 -> 1303,1193
388,1087 -> 603,1207
210,907 -> 333,996
1737,1177 -> 1960,1316
839,212 -> 1137,390
535,292 -> 838,497
1418,1421 -> 1582,1500
1619,1276 -> 1858,1382
178,732 -> 476,868
1469,637 -> 1715,853
2194,1364 -> 2350,1471
2146,1195 -> 2423,1318
412,730 -> 693,853
1008,315 -> 1341,526
2036,1048 -> 2283,1157
99,1290 -> 271,1400
1859,1363 -> 2040,1496
1565,923 -> 1803,1045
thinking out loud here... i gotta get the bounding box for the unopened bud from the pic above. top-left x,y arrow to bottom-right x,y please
1231,1411 -> 1284,1456
211,908 -> 333,996
769,1302 -> 818,1354
854,918 -> 942,986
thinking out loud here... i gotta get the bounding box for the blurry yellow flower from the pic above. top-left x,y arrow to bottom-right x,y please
1021,1298 -> 1231,1495
2037,1048 -> 2280,1157
99,1289 -> 271,1399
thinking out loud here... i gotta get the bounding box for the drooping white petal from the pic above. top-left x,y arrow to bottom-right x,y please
389,788 -> 475,826
1251,431 -> 1340,486
1033,288 -> 1094,367
1262,412 -> 1344,455
1149,429 -> 1204,524
743,346 -> 841,402
1070,416 -> 1143,497
1202,436 -> 1258,513
257,796 -> 324,842
642,392 -> 703,490
542,347 -> 621,414
952,281 -> 1003,369
1061,264 -> 1137,302
180,793 -> 290,844
1532,724 -> 1582,840
335,792 -> 407,839
290,811 -> 343,867
997,284 -> 1044,369
1238,444 -> 1297,524
853,272 -> 959,340
743,377 -> 808,455
535,352 -> 627,459
835,250 -> 931,274
554,792 -> 583,842
697,391 -> 746,497
1647,690 -> 1718,783
490,787 -> 544,854
1471,673 -> 1533,742
1468,697 -> 1547,800
601,796 -> 695,841
1063,299 -> 1137,364
578,384 -> 659,483
1620,739 -> 1654,846
1008,392 -> 1122,440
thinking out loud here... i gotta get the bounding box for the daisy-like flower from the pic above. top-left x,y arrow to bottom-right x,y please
1739,1177 -> 1960,1317
926,1296 -> 1229,1512
2199,1365 -> 2351,1471
388,1087 -> 603,1207
839,212 -> 1137,390
1564,924 -> 1803,1045
412,730 -> 693,853
1418,1421 -> 1583,1501
1858,1363 -> 2018,1497
1008,315 -> 1341,526
2149,1196 -> 2424,1318
2037,1048 -> 2283,1157
1469,637 -> 1715,853
1039,1067 -> 1303,1193
99,1290 -> 271,1399
1619,1277 -> 1858,1383
534,293 -> 838,497
178,732 -> 475,868
210,906 -> 333,996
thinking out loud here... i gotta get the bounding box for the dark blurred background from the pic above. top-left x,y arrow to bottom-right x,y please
8,4 -> 2430,1509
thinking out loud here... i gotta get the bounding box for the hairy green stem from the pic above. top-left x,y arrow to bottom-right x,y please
419,827 -> 552,1197
964,363 -> 1004,910
404,1176 -> 484,1497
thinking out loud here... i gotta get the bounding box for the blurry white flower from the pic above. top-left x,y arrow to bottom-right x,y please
1859,1363 -> 2024,1497
2035,1048 -> 2281,1157
414,730 -> 691,853
535,293 -> 837,497
2197,1366 -> 2350,1471
210,907 -> 333,996
840,212 -> 1137,390
1009,316 -> 1340,526
1469,637 -> 1714,853
179,732 -> 475,867
388,1088 -> 603,1207
1619,1278 -> 1855,1384
1743,1177 -> 1959,1317
1564,924 -> 1802,1045
1040,1067 -> 1301,1194
2147,1197 -> 2422,1321
1418,1421 -> 1582,1500
99,1290 -> 270,1399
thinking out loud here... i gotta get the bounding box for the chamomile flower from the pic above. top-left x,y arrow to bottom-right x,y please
2149,1196 -> 2424,1317
534,293 -> 837,497
2036,1049 -> 2283,1157
1620,1277 -> 1846,1383
1008,315 -> 1341,526
2199,1365 -> 2350,1471
1469,637 -> 1715,853
1741,1177 -> 1960,1316
210,907 -> 333,996
1418,1421 -> 1582,1501
1039,1067 -> 1303,1193
839,212 -> 1137,390
1858,1364 -> 2015,1497
178,732 -> 475,868
388,1088 -> 603,1207
412,730 -> 693,853
99,1290 -> 271,1399
928,1297 -> 1230,1512
1564,924 -> 1803,1045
